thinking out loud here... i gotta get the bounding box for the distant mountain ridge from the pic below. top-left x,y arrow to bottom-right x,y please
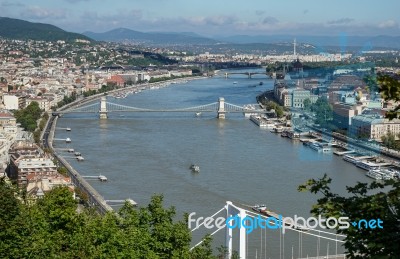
217,35 -> 400,49
83,28 -> 219,45
0,17 -> 92,42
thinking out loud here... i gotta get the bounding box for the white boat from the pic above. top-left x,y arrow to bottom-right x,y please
66,128 -> 71,131
65,138 -> 71,143
195,112 -> 202,117
67,149 -> 74,153
343,155 -> 372,164
74,152 -> 81,156
76,156 -> 84,161
98,175 -> 108,181
356,160 -> 381,171
366,169 -> 384,180
190,164 -> 200,172
380,168 -> 400,180
233,81 -> 238,84
308,142 -> 331,153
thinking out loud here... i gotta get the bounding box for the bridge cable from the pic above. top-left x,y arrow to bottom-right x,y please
190,207 -> 225,232
189,224 -> 226,251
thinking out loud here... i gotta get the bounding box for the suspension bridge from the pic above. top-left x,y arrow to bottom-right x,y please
190,202 -> 347,259
215,72 -> 268,79
55,96 -> 267,119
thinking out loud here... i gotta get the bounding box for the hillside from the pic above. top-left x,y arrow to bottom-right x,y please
83,28 -> 218,45
0,17 -> 92,42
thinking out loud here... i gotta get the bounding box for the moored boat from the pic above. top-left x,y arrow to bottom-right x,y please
190,164 -> 200,172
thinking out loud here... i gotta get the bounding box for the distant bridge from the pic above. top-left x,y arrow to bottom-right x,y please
55,96 -> 267,119
217,72 -> 268,79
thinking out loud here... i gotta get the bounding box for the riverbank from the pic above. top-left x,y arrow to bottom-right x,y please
44,115 -> 113,214
45,76 -> 207,214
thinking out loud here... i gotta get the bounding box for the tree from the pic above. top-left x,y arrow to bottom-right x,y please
299,175 -> 400,258
378,73 -> 400,120
299,74 -> 400,258
303,98 -> 311,111
381,132 -> 397,149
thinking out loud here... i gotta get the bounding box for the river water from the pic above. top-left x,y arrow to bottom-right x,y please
55,68 -> 372,258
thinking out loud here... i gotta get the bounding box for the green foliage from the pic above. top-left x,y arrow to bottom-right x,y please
0,17 -> 92,42
378,73 -> 400,120
57,167 -> 69,176
381,132 -> 400,150
264,100 -> 284,118
299,174 -> 400,258
14,102 -> 42,132
1,183 -> 232,258
310,97 -> 333,126
57,93 -> 77,108
303,98 -> 312,111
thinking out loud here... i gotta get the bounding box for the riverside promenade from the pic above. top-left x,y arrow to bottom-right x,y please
46,115 -> 113,214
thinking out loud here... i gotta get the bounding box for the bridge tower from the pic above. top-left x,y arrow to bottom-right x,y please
217,97 -> 226,119
225,201 -> 246,259
99,96 -> 108,119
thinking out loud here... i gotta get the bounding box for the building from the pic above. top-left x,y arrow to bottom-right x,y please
3,94 -> 26,110
107,75 -> 125,87
25,97 -> 52,111
332,103 -> 363,130
349,114 -> 400,140
292,88 -> 318,108
8,142 -> 55,185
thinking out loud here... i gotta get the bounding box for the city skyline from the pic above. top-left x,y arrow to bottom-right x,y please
0,0 -> 399,37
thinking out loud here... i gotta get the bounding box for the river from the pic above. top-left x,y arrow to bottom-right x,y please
55,68 -> 372,258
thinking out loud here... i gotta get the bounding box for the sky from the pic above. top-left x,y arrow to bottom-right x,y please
1,0 -> 400,37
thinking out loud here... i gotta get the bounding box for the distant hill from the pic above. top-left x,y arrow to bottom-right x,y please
83,28 -> 219,45
0,17 -> 92,42
217,35 -> 400,49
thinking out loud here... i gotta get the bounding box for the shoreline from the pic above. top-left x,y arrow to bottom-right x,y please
46,75 -> 207,213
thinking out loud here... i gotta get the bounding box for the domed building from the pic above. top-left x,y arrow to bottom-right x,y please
292,58 -> 303,74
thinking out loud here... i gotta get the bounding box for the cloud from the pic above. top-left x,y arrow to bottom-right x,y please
21,6 -> 67,20
262,16 -> 279,25
327,18 -> 354,25
255,10 -> 265,16
378,20 -> 398,29
1,1 -> 24,7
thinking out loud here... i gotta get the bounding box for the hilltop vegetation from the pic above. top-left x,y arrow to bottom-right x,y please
0,180 -> 234,259
0,17 -> 92,42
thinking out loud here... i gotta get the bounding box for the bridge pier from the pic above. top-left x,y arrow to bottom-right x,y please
99,96 -> 108,119
217,97 -> 226,119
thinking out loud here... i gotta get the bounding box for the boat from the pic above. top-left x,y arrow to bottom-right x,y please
190,164 -> 200,172
381,168 -> 400,180
343,155 -> 371,164
233,81 -> 238,84
259,82 -> 263,85
98,175 -> 108,181
366,169 -> 384,180
355,160 -> 381,171
65,138 -> 71,143
252,204 -> 307,230
308,142 -> 331,153
76,156 -> 84,161
74,152 -> 81,156
252,204 -> 268,213
66,128 -> 71,131
195,112 -> 202,117
67,148 -> 75,153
